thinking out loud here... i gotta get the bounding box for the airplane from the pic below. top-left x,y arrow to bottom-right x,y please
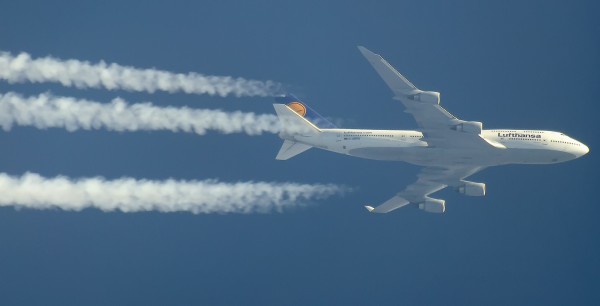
272,46 -> 589,214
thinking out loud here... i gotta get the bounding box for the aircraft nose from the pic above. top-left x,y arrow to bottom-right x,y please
576,143 -> 589,157
582,144 -> 590,155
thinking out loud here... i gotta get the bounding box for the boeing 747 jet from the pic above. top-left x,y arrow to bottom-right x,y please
273,46 -> 589,213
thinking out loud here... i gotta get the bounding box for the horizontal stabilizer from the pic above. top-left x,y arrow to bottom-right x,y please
276,140 -> 312,160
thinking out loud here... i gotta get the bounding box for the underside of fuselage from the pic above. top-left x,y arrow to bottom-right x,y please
345,145 -> 579,166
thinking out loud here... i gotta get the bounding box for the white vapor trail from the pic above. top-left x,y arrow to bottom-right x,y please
0,92 -> 281,135
0,51 -> 282,97
0,172 -> 346,213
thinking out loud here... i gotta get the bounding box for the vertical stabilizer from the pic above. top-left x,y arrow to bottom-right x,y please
273,94 -> 330,160
273,103 -> 320,136
274,94 -> 337,129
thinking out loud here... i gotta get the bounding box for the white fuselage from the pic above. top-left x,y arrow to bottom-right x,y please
288,129 -> 589,167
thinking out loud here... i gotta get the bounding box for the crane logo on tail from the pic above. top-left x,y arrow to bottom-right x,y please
287,102 -> 307,117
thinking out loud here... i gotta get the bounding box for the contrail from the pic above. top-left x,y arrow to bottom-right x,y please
0,92 -> 281,135
0,172 -> 347,213
0,51 -> 283,97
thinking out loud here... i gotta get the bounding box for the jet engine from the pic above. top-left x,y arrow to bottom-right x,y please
452,121 -> 483,134
458,181 -> 486,196
409,91 -> 440,104
418,198 -> 446,213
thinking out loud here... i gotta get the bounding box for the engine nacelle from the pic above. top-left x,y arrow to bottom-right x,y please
409,91 -> 440,105
453,121 -> 483,134
418,198 -> 446,213
458,181 -> 486,196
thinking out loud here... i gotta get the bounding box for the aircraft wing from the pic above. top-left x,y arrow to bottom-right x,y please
358,46 -> 462,131
358,46 -> 503,149
365,166 -> 485,213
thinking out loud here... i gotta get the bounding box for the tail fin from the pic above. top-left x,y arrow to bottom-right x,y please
273,94 -> 334,160
273,103 -> 321,135
272,103 -> 316,160
274,94 -> 337,129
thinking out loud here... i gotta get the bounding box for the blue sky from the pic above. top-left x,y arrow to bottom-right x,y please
0,1 -> 598,305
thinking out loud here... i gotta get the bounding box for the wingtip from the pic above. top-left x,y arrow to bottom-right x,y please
357,45 -> 375,54
364,205 -> 375,213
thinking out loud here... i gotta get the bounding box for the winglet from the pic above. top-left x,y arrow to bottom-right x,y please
364,205 -> 375,213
